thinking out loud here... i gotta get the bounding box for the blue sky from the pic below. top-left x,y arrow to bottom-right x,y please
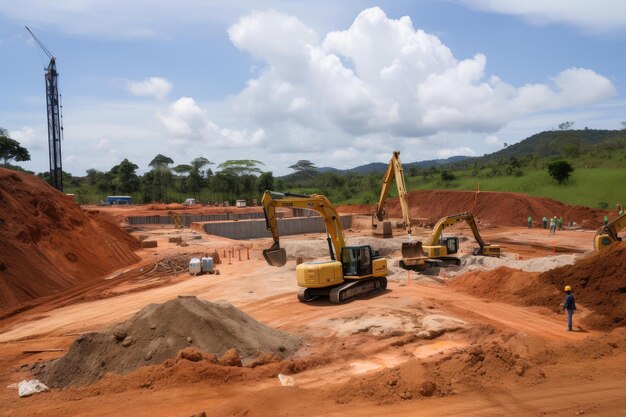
1,0 -> 625,176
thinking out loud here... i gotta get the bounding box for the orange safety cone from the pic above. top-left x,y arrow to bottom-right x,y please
442,271 -> 447,286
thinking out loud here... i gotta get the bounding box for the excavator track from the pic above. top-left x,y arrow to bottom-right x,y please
329,277 -> 387,304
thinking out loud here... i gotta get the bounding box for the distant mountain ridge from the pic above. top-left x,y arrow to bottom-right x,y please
449,129 -> 626,168
284,129 -> 626,178
316,155 -> 470,175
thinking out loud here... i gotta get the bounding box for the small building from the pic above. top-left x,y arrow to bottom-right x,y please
106,195 -> 132,205
235,199 -> 247,208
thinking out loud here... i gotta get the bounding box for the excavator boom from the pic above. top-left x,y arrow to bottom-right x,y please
372,151 -> 412,237
262,191 -> 346,267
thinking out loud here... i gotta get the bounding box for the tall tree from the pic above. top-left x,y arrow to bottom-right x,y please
188,157 -> 213,197
256,171 -> 274,194
217,159 -> 264,177
148,154 -> 174,201
547,160 -> 574,184
289,160 -> 317,178
217,160 -> 264,200
0,128 -> 31,167
149,154 -> 174,168
111,159 -> 140,194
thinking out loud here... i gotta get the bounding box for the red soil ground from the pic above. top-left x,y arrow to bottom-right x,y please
451,241 -> 626,330
0,169 -> 140,313
338,189 -> 610,228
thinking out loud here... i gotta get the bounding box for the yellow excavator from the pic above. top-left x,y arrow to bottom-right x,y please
261,191 -> 388,303
372,150 -> 412,238
400,212 -> 501,271
168,211 -> 183,229
594,212 -> 625,251
371,150 -> 425,268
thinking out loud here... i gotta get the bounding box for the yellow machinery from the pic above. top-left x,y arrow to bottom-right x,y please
372,150 -> 412,238
400,212 -> 501,271
168,211 -> 183,229
261,191 -> 388,303
594,213 -> 625,251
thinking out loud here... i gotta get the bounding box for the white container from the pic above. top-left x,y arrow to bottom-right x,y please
201,257 -> 214,273
189,258 -> 202,275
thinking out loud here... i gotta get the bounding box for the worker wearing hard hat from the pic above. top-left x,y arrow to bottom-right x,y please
562,286 -> 576,331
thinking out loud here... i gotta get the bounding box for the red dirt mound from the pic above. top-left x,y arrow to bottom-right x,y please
451,242 -> 626,330
338,190 -> 608,228
34,296 -> 301,387
0,169 -> 140,311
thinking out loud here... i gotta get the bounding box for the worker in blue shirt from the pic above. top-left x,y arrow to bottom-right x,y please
562,285 -> 576,331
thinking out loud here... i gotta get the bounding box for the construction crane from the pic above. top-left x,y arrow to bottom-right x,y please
25,26 -> 64,192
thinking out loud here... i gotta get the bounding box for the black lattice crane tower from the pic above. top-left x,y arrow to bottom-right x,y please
25,26 -> 64,192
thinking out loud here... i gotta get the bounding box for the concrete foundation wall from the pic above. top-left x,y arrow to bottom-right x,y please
127,212 -> 264,227
194,215 -> 352,240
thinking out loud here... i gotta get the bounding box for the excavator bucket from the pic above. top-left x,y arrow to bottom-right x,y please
263,242 -> 287,267
401,241 -> 426,259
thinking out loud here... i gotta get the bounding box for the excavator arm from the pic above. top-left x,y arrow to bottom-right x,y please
426,212 -> 500,257
262,191 -> 346,267
372,151 -> 412,237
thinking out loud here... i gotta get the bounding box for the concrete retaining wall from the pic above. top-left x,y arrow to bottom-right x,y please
193,215 -> 352,240
127,212 -> 264,227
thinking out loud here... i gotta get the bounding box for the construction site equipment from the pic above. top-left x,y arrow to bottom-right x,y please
564,285 -> 572,291
183,198 -> 196,206
261,191 -> 388,304
189,258 -> 202,275
25,26 -> 64,192
372,151 -> 412,238
168,211 -> 183,229
594,212 -> 625,251
400,212 -> 501,271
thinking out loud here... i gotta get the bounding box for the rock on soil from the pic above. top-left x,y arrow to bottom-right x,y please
0,168 -> 140,312
33,296 -> 301,387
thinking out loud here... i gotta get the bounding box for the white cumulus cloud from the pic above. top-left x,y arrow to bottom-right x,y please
127,77 -> 172,100
158,97 -> 266,148
9,126 -> 44,150
225,7 -> 615,141
456,0 -> 626,33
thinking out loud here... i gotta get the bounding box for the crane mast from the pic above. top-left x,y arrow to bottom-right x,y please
26,26 -> 63,192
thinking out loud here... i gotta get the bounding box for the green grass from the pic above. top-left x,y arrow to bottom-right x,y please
404,168 -> 625,208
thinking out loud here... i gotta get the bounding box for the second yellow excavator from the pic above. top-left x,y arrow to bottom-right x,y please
400,212 -> 501,271
594,212 -> 625,251
261,191 -> 388,304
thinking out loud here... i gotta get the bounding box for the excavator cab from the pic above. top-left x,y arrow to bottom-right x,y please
441,236 -> 459,255
341,246 -> 374,277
